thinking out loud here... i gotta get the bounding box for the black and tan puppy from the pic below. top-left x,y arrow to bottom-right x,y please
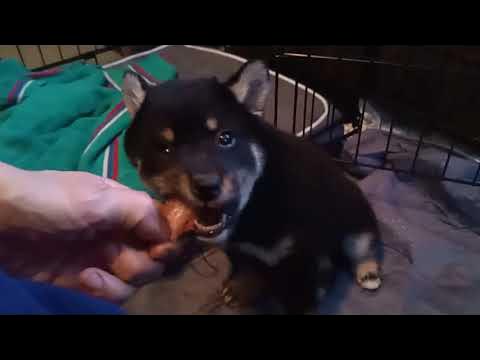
123,61 -> 382,314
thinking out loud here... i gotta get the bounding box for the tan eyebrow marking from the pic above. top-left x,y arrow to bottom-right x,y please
206,117 -> 218,131
161,128 -> 175,142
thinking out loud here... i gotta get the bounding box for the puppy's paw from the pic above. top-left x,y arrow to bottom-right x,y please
358,271 -> 382,290
356,260 -> 382,291
221,274 -> 266,309
221,282 -> 249,308
221,284 -> 239,307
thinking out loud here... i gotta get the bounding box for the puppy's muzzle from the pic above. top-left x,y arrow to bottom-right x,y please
191,173 -> 222,203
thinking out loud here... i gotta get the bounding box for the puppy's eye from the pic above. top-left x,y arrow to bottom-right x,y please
158,144 -> 173,154
217,130 -> 236,148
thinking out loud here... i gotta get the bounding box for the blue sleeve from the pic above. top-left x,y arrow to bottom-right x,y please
0,269 -> 124,315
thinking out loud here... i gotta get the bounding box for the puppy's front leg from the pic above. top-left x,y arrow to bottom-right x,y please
221,250 -> 270,309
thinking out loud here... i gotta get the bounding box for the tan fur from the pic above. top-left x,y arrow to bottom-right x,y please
356,259 -> 381,290
145,175 -> 171,195
178,173 -> 202,207
206,117 -> 218,131
161,128 -> 175,143
123,73 -> 146,117
230,82 -> 249,103
142,168 -> 181,198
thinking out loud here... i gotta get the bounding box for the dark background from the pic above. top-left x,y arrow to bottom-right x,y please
225,46 -> 480,151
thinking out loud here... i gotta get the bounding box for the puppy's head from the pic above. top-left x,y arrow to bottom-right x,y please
123,61 -> 272,244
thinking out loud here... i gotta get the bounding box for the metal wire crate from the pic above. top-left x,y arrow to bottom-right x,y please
242,46 -> 480,187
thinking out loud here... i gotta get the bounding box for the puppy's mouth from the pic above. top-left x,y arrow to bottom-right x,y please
193,207 -> 231,238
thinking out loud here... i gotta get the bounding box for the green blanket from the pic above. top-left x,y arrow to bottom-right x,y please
0,55 -> 177,196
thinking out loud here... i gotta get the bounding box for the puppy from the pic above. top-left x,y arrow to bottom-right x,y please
123,61 -> 382,314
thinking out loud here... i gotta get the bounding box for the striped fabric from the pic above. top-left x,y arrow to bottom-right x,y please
6,66 -> 62,106
78,53 -> 177,192
7,79 -> 34,105
128,64 -> 158,85
28,67 -> 62,79
102,137 -> 120,179
0,53 -> 176,194
82,104 -> 127,156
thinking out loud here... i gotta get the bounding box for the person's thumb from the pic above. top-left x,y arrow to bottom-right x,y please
79,268 -> 136,304
105,187 -> 171,244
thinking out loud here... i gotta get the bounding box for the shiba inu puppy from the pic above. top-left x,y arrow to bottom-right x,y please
123,60 -> 382,314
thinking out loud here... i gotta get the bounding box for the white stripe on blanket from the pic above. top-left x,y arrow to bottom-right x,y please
82,108 -> 127,156
17,80 -> 34,103
102,145 -> 111,177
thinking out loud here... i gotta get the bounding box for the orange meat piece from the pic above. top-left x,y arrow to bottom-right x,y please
155,199 -> 196,242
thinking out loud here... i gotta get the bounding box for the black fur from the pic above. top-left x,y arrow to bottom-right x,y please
227,118 -> 380,313
123,61 -> 381,314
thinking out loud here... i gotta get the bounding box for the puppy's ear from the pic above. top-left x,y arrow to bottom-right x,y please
226,61 -> 272,116
122,71 -> 149,117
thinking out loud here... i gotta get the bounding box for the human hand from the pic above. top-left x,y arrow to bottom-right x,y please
0,164 -> 178,303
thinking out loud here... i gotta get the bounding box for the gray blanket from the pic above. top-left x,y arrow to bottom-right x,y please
319,129 -> 480,314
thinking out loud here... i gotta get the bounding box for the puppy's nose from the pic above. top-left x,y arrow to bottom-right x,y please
192,173 -> 222,202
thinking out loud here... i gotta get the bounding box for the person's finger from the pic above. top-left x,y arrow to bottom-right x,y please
149,241 -> 180,260
79,267 -> 136,304
102,187 -> 170,244
109,245 -> 165,283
